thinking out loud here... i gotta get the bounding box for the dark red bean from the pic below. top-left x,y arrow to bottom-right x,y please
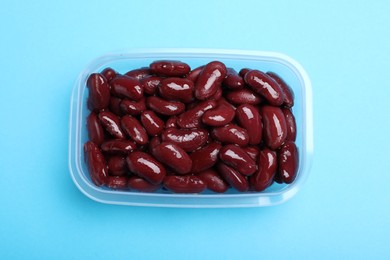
161,128 -> 208,152
128,176 -> 160,192
260,106 -> 287,150
219,145 -> 257,176
107,176 -> 128,190
190,142 -> 221,173
186,65 -> 204,82
209,86 -> 223,100
239,68 -> 251,78
141,76 -> 162,95
245,70 -> 284,106
126,151 -> 166,185
194,61 -> 227,100
98,111 -> 125,139
202,102 -> 235,126
217,163 -> 248,192
163,175 -> 206,193
84,141 -> 108,186
152,142 -> 192,174
148,136 -> 161,151
165,116 -> 178,128
282,108 -> 297,141
109,97 -> 123,116
110,75 -> 143,100
146,96 -> 185,116
87,112 -> 105,146
277,141 -> 299,184
225,88 -> 263,105
121,115 -> 148,145
150,60 -> 190,77
140,110 -> 164,136
101,140 -> 137,154
177,100 -> 217,128
101,67 -> 116,82
159,77 -> 194,103
107,155 -> 127,176
120,98 -> 146,116
236,104 -> 263,145
223,68 -> 245,89
266,71 -> 294,107
211,124 -> 249,146
197,169 -> 228,193
249,148 -> 277,191
87,73 -> 110,111
125,67 -> 151,80
243,146 -> 260,162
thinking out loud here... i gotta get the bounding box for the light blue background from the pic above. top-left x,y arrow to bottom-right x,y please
1,0 -> 389,259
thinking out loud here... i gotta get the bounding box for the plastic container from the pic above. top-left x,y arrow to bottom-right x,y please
68,49 -> 313,208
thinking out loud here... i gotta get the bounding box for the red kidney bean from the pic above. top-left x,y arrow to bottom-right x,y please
101,140 -> 137,154
148,136 -> 161,151
236,104 -> 263,145
121,115 -> 148,145
152,142 -> 192,174
147,96 -> 185,116
245,70 -> 284,106
282,108 -> 297,141
107,155 -> 127,176
159,77 -> 194,103
98,111 -> 125,139
150,60 -> 191,77
120,98 -> 146,116
249,148 -> 277,191
126,151 -> 166,185
87,73 -> 110,111
243,146 -> 260,162
217,163 -> 248,192
140,110 -> 164,136
190,142 -> 221,173
163,175 -> 206,193
110,75 -> 143,100
109,97 -> 123,116
277,141 -> 299,184
141,76 -> 162,95
219,145 -> 257,176
197,169 -> 229,193
195,61 -> 227,100
84,141 -> 108,186
176,100 -> 217,128
210,86 -> 223,100
101,67 -> 116,82
260,105 -> 287,150
225,88 -> 263,105
128,176 -> 160,192
125,67 -> 151,80
186,65 -> 204,82
239,68 -> 251,78
202,102 -> 235,126
211,124 -> 249,146
266,71 -> 294,107
223,68 -> 245,89
161,128 -> 208,152
87,112 -> 105,146
165,116 -> 178,128
107,176 -> 128,190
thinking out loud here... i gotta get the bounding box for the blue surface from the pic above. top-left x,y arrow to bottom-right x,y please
1,0 -> 389,259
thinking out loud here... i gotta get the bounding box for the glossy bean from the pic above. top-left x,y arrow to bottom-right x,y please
210,86 -> 222,100
260,106 -> 287,150
84,141 -> 108,186
236,104 -> 262,145
141,76 -> 162,95
101,67 -> 116,82
140,110 -> 164,136
195,61 -> 227,100
277,141 -> 299,184
211,124 -> 249,146
165,116 -> 178,128
249,148 -> 277,191
239,68 -> 251,78
120,98 -> 146,116
245,70 -> 284,106
150,60 -> 190,77
202,102 -> 235,126
152,142 -> 192,174
186,65 -> 204,82
190,142 -> 221,173
217,163 -> 248,192
159,77 -> 194,103
282,108 -> 297,141
163,175 -> 206,193
243,146 -> 260,162
126,151 -> 166,185
146,96 -> 185,116
87,73 -> 110,111
266,71 -> 294,107
128,176 -> 160,192
87,112 -> 105,146
107,176 -> 128,190
225,88 -> 263,105
197,169 -> 228,193
121,115 -> 148,145
101,140 -> 137,154
223,68 -> 245,89
219,145 -> 257,176
98,111 -> 125,139
125,67 -> 151,80
161,128 -> 208,152
176,100 -> 217,128
109,97 -> 123,116
110,75 -> 143,100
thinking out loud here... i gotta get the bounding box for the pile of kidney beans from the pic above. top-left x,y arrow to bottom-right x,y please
84,60 -> 298,193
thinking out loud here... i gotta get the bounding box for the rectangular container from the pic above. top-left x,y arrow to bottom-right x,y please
68,49 -> 313,208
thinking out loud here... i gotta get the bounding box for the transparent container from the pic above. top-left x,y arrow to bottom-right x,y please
68,49 -> 313,208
